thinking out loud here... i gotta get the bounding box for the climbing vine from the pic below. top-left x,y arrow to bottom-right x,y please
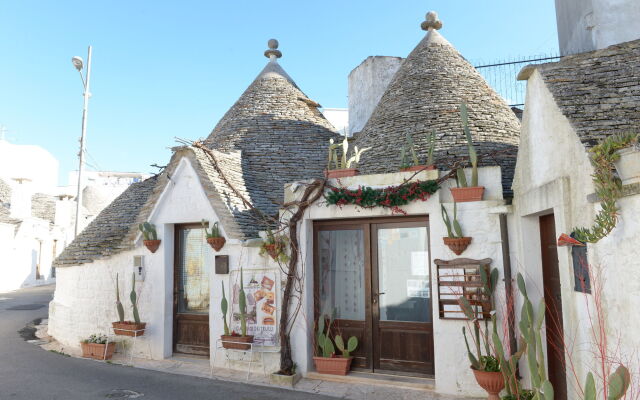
573,132 -> 639,243
324,180 -> 439,214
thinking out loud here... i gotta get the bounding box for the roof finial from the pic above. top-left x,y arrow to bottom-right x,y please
264,39 -> 282,60
421,11 -> 442,31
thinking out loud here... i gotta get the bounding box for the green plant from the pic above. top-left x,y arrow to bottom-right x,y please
326,137 -> 370,170
492,312 -> 526,397
138,222 -> 157,241
502,390 -> 534,400
334,335 -> 358,358
259,230 -> 290,263
130,272 -> 141,324
427,129 -> 436,166
84,334 -> 109,344
456,103 -> 479,188
572,132 -> 639,243
441,203 -> 463,238
201,219 -> 222,238
239,268 -> 247,337
400,132 -> 421,169
583,365 -> 630,400
221,282 -> 230,336
325,180 -> 439,213
115,273 -> 125,323
316,314 -> 335,358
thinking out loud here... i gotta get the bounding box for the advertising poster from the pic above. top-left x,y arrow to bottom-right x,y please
231,269 -> 278,346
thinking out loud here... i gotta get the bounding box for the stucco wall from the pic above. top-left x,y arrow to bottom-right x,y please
348,56 -> 403,135
512,69 -> 640,398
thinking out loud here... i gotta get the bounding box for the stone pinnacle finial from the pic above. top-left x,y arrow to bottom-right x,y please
421,11 -> 442,31
264,39 -> 282,60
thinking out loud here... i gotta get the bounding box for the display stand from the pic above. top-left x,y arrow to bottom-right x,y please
210,338 -> 280,381
106,327 -> 151,365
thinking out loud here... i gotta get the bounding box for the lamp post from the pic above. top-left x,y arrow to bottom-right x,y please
71,46 -> 92,237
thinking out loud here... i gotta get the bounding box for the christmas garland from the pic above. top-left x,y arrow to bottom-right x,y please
325,180 -> 439,214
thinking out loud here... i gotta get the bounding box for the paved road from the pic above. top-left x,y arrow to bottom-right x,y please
0,286 -> 333,400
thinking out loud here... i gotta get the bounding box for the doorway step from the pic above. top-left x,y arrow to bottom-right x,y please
306,370 -> 435,391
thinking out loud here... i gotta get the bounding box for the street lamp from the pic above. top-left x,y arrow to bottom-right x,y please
71,46 -> 92,237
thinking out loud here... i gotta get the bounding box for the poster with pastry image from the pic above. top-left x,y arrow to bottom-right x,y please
231,269 -> 278,346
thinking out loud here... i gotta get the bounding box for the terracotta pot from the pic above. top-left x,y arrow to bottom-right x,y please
400,165 -> 436,172
325,168 -> 359,179
112,321 -> 146,337
206,237 -> 226,252
143,239 -> 161,253
451,186 -> 485,202
313,356 -> 354,376
614,146 -> 640,185
443,237 -> 472,255
263,244 -> 281,261
221,335 -> 254,350
81,341 -> 116,360
472,368 -> 505,400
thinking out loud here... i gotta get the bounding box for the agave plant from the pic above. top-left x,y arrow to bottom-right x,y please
326,137 -> 370,170
138,222 -> 157,241
456,103 -> 479,188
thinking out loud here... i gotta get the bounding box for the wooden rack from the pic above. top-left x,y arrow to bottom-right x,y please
434,258 -> 492,320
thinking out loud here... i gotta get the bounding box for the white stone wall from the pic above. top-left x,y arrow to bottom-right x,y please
348,56 -> 403,135
512,70 -> 640,398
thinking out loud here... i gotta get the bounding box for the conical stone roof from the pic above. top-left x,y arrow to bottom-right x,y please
355,14 -> 520,194
204,40 -> 337,231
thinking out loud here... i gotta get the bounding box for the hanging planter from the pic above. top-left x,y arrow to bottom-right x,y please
441,203 -> 471,255
139,222 -> 160,253
443,237 -> 472,255
451,186 -> 485,203
202,220 -> 226,252
259,231 -> 290,263
207,237 -> 226,252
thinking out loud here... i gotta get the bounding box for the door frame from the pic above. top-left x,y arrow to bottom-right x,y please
312,216 -> 433,375
173,222 -> 211,355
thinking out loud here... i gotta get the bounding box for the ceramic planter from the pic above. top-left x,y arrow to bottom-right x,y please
614,146 -> 640,185
143,239 -> 161,253
81,341 -> 116,360
220,335 -> 254,350
313,356 -> 353,376
443,237 -> 472,255
400,165 -> 436,172
450,186 -> 485,202
472,368 -> 505,400
270,372 -> 302,387
206,237 -> 226,252
112,321 -> 146,337
325,168 -> 359,179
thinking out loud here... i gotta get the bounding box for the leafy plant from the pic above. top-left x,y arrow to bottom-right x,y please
138,222 -> 157,241
572,132 -> 639,243
427,129 -> 436,166
83,334 -> 109,344
456,103 -> 479,188
115,273 -> 125,323
201,219 -> 222,238
259,230 -> 290,263
441,203 -> 463,238
130,272 -> 141,324
327,137 -> 370,170
334,334 -> 358,358
400,132 -> 421,169
583,365 -> 630,400
316,314 -> 335,358
221,281 -> 230,336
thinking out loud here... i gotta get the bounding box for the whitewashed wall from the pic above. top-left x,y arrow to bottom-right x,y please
512,69 -> 640,398
287,166 -> 510,397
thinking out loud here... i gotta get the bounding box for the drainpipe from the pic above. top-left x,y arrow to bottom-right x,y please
499,213 -> 518,356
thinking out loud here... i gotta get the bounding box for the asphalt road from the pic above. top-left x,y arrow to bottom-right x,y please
0,285 -> 333,400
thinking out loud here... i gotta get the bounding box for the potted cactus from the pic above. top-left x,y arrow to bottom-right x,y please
450,103 -> 484,202
441,203 -> 471,255
112,272 -> 146,336
399,131 -> 437,172
139,222 -> 160,253
313,314 -> 358,375
202,219 -> 225,252
222,269 -> 254,350
81,334 -> 116,360
325,137 -> 370,178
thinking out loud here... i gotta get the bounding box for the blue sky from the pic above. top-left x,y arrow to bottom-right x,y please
0,1 -> 558,184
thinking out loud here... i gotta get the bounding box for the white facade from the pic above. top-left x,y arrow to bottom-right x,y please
0,139 -> 58,193
321,108 -> 349,136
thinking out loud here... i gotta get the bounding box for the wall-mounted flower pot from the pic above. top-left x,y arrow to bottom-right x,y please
81,341 -> 116,360
325,168 -> 358,179
206,237 -> 226,252
472,368 -> 505,400
220,335 -> 254,350
400,165 -> 436,172
313,356 -> 354,376
450,186 -> 485,202
143,239 -> 161,253
112,321 -> 146,337
614,146 -> 640,185
263,244 -> 281,261
443,237 -> 472,255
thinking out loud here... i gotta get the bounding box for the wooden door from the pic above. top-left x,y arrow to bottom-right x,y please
314,217 -> 434,376
174,224 -> 211,356
539,214 -> 567,400
372,221 -> 433,375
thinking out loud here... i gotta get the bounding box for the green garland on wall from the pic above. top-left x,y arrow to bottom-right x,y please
573,132 -> 638,243
324,180 -> 439,214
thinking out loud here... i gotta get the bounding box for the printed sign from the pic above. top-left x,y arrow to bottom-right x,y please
231,270 -> 278,346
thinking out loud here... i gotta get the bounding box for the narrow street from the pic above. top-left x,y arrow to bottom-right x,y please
0,286 -> 333,400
